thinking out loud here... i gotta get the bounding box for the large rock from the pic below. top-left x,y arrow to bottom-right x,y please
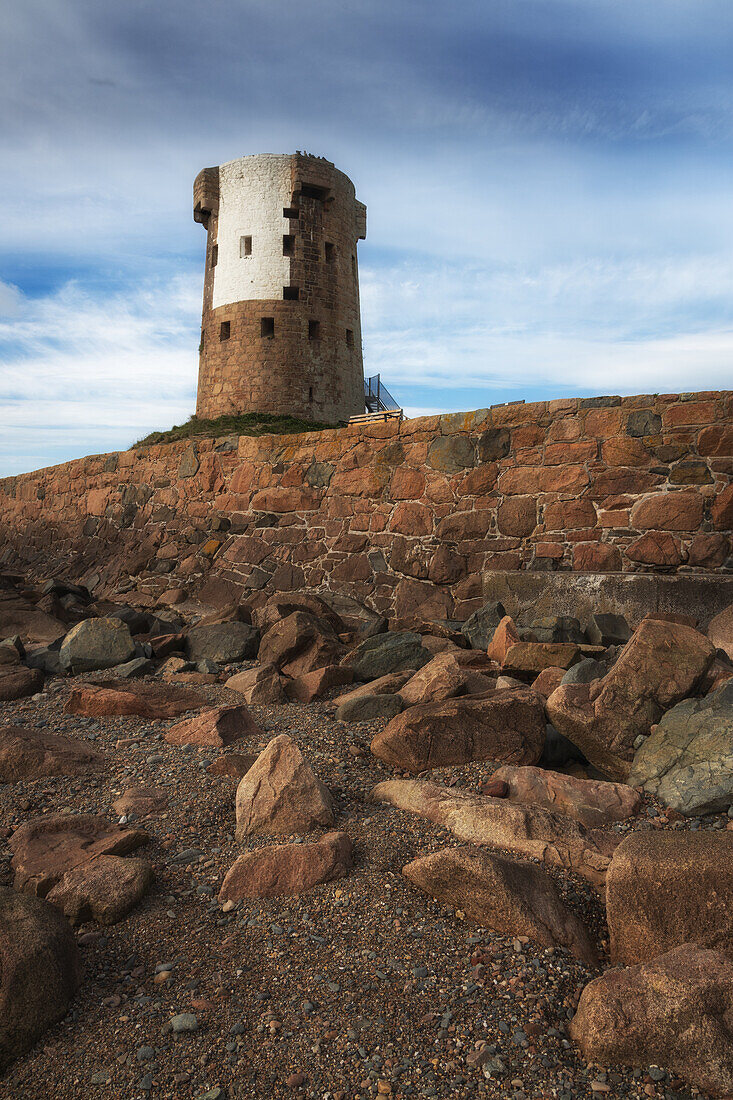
164,704 -> 263,748
9,814 -> 148,897
336,694 -> 404,723
560,657 -> 606,686
0,888 -> 81,1072
333,670 -> 416,709
258,612 -> 341,678
0,636 -> 24,665
570,944 -> 733,1097
372,779 -> 619,890
185,621 -> 260,663
0,726 -> 103,783
65,680 -> 204,719
606,830 -> 733,966
252,592 -> 345,635
112,786 -> 168,817
530,667 -> 566,700
403,847 -> 597,964
224,664 -> 287,704
502,642 -> 581,675
708,602 -> 733,661
546,619 -> 715,780
284,665 -> 353,703
489,764 -> 641,827
47,855 -> 153,925
370,688 -> 545,773
585,612 -> 631,648
341,631 -> 431,682
0,666 -> 43,700
206,752 -> 258,779
235,735 -> 334,839
460,601 -> 506,650
0,586 -> 66,646
219,831 -> 352,900
59,617 -> 135,673
529,615 -> 586,644
486,616 -> 520,663
628,678 -> 733,815
399,652 -> 477,707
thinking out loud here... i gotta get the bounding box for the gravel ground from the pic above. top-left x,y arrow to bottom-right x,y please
0,668 -> 720,1100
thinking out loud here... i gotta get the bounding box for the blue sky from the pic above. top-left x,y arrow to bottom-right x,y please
2,0 -> 733,474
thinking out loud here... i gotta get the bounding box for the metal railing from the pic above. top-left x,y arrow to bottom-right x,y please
364,375 -> 401,414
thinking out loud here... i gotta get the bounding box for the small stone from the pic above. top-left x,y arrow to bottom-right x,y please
170,1013 -> 198,1033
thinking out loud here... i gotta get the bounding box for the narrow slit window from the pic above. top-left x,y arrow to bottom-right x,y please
283,286 -> 299,301
283,234 -> 295,256
324,242 -> 335,263
351,254 -> 357,277
219,320 -> 230,341
240,235 -> 252,257
261,317 -> 275,338
309,386 -> 314,403
308,319 -> 320,341
345,328 -> 354,348
210,244 -> 218,267
300,183 -> 329,201
283,207 -> 299,219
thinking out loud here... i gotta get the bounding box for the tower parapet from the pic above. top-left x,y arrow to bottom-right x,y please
194,153 -> 366,423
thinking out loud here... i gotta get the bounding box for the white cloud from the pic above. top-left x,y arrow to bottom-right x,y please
0,274 -> 200,475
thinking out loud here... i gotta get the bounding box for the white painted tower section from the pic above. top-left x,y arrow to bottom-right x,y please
211,154 -> 293,309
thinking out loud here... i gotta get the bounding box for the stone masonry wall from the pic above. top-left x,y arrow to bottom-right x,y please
1,391 -> 731,625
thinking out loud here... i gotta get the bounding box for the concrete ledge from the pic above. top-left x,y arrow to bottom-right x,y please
481,571 -> 733,630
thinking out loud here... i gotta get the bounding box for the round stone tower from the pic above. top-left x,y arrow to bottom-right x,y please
193,152 -> 367,424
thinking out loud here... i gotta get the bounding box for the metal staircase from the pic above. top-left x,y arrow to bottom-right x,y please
363,375 -> 401,415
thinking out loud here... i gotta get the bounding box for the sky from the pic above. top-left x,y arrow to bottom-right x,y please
2,0 -> 733,475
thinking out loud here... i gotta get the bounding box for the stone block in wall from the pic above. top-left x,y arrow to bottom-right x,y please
626,532 -> 684,567
394,578 -> 454,625
688,534 -> 730,569
698,425 -> 733,456
573,543 -> 623,572
544,499 -> 597,530
476,427 -> 511,461
589,469 -> 664,500
426,436 -> 476,473
497,497 -> 537,538
626,410 -> 662,437
630,492 -> 704,532
712,485 -> 733,530
669,460 -> 713,485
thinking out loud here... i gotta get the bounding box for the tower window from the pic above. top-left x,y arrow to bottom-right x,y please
351,254 -> 356,277
308,319 -> 320,341
283,286 -> 299,301
346,328 -> 354,348
309,386 -> 314,403
324,242 -> 335,263
300,183 -> 329,201
240,235 -> 252,257
283,234 -> 295,256
261,317 -> 275,338
283,207 -> 299,219
210,244 -> 218,267
219,321 -> 230,341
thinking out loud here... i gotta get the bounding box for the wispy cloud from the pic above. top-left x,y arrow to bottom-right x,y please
0,275 -> 200,474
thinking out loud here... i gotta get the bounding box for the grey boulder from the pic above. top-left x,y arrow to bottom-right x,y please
629,679 -> 733,816
185,621 -> 260,663
59,617 -> 136,674
341,632 -> 431,682
460,601 -> 506,650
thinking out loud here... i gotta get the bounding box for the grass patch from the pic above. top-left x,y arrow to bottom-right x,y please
133,412 -> 339,448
